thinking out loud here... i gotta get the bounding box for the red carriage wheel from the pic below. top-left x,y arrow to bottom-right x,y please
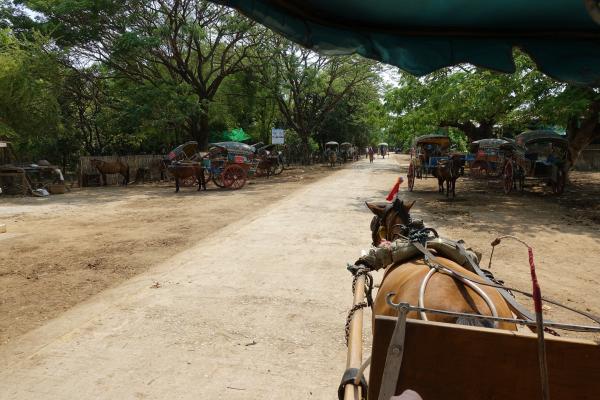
222,164 -> 247,190
181,175 -> 197,187
407,162 -> 415,192
503,161 -> 513,194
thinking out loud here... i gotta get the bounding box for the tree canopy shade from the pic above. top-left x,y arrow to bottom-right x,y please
211,0 -> 600,86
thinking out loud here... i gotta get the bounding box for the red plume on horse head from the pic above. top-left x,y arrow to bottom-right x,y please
386,176 -> 404,201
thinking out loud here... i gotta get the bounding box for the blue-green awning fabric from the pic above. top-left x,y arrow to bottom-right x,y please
212,0 -> 600,85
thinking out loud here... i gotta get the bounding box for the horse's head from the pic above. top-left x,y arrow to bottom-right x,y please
366,196 -> 415,246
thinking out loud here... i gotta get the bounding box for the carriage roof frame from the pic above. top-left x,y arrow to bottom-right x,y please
515,130 -> 568,147
413,134 -> 451,148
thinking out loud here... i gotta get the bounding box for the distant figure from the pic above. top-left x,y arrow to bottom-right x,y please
368,147 -> 375,163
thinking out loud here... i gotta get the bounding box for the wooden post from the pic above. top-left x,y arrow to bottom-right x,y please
344,275 -> 365,400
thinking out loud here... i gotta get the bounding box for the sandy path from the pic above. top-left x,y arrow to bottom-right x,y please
0,158 -> 397,400
0,166 -> 329,345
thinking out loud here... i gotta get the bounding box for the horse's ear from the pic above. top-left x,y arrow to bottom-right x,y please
365,201 -> 387,218
404,200 -> 416,212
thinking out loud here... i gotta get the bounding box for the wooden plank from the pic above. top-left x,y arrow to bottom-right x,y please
369,316 -> 600,400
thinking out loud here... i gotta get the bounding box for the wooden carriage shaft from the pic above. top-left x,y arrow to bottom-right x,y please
344,275 -> 366,400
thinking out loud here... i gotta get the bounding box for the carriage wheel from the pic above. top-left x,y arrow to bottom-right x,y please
272,162 -> 284,175
181,175 -> 197,187
222,164 -> 247,190
553,169 -> 566,194
212,173 -> 226,188
503,161 -> 513,194
407,162 -> 415,192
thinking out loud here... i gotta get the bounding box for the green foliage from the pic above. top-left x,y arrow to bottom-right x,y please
385,51 -> 599,153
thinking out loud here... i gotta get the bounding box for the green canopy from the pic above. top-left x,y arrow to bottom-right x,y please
213,0 -> 600,85
209,128 -> 251,143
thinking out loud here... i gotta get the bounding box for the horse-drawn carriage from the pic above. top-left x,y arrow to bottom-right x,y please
378,143 -> 388,159
501,131 -> 569,195
340,142 -> 357,163
407,135 -> 461,191
205,141 -> 266,190
166,141 -> 278,192
468,138 -> 510,178
325,141 -> 340,167
254,143 -> 285,176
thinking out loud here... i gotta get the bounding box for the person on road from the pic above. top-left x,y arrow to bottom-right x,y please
368,147 -> 375,163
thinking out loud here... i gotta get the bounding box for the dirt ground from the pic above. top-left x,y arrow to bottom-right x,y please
0,165 -> 334,345
1,157 -> 599,348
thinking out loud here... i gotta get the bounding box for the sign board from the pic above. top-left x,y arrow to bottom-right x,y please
271,128 -> 285,144
0,142 -> 7,148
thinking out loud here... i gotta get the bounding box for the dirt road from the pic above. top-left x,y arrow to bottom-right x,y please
0,165 -> 329,345
1,155 -> 598,399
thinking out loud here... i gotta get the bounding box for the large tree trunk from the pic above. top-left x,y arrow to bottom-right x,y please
440,119 -> 495,142
198,111 -> 210,150
566,99 -> 600,168
188,106 -> 211,151
300,134 -> 311,165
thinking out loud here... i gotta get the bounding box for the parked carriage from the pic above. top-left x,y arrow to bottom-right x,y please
325,141 -> 340,167
378,142 -> 388,159
205,141 -> 264,190
255,143 -> 285,175
340,142 -> 356,163
468,138 -> 510,178
407,135 -> 452,191
501,130 -> 569,195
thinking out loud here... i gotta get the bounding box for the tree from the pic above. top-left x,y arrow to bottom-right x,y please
258,41 -> 378,161
25,0 -> 266,149
385,52 -> 600,164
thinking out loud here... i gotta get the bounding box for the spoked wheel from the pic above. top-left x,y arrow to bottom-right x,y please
553,168 -> 566,194
222,164 -> 247,190
272,161 -> 284,175
503,161 -> 513,194
212,173 -> 226,188
181,176 -> 197,187
407,162 -> 415,192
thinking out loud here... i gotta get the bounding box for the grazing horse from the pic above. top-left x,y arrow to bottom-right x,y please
90,159 -> 129,186
167,162 -> 206,193
432,154 -> 462,198
365,197 -> 516,331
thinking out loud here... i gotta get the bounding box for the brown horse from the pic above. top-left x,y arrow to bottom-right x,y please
167,162 -> 206,193
365,197 -> 516,331
90,159 -> 130,186
432,154 -> 462,198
